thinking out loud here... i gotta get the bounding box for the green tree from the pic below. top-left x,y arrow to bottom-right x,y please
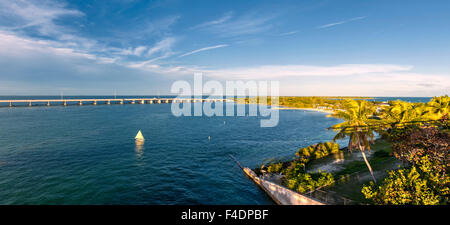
363,126 -> 449,205
331,100 -> 379,182
381,101 -> 425,128
362,164 -> 441,205
424,95 -> 449,120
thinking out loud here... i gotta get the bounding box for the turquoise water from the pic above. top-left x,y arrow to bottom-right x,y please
370,97 -> 432,103
0,101 -> 344,204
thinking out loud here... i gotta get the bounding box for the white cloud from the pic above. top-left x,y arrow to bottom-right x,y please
279,30 -> 299,36
3,30 -> 446,97
0,0 -> 84,37
201,64 -> 413,79
117,46 -> 148,56
127,62 -> 204,76
0,2 -> 446,97
133,46 -> 147,56
191,11 -> 234,29
127,52 -> 177,70
0,0 -> 103,60
0,31 -> 114,63
193,11 -> 276,37
281,73 -> 450,97
179,44 -> 228,58
0,0 -> 180,64
317,16 -> 366,29
147,37 -> 177,56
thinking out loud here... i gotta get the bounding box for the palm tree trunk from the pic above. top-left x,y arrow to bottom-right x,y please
360,149 -> 376,183
356,134 -> 376,183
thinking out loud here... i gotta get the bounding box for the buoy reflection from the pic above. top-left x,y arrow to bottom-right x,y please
135,139 -> 144,157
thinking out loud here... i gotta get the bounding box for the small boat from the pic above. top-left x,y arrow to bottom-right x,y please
135,130 -> 145,141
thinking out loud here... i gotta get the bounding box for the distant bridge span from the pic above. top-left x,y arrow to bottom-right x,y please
0,98 -> 232,107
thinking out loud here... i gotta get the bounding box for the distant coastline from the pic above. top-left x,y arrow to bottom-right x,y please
269,106 -> 333,114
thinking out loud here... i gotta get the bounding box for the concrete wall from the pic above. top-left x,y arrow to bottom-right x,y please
244,168 -> 325,205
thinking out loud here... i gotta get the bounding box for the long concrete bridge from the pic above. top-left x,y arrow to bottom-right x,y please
0,98 -> 232,107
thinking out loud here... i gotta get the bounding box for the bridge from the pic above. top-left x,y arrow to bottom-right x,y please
0,98 -> 232,107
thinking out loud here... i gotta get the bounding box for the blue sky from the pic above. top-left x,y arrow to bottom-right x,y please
0,0 -> 449,96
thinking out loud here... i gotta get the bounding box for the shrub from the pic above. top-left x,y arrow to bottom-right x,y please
362,156 -> 448,205
296,141 -> 340,166
285,171 -> 335,194
267,162 -> 283,173
264,141 -> 341,194
392,127 -> 449,171
283,160 -> 306,179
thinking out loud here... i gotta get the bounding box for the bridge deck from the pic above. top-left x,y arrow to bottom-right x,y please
0,98 -> 230,103
0,98 -> 231,107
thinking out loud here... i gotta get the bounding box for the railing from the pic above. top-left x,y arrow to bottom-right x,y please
305,189 -> 358,205
301,170 -> 373,205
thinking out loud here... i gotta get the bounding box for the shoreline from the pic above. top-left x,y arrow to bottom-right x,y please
270,106 -> 333,114
238,102 -> 334,114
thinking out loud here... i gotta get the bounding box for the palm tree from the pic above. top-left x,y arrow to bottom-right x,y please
381,100 -> 425,128
330,100 -> 379,183
424,95 -> 449,120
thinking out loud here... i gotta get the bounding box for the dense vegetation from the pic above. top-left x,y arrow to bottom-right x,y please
259,95 -> 449,204
295,141 -> 340,168
262,141 -> 341,193
239,96 -> 372,109
362,126 -> 449,205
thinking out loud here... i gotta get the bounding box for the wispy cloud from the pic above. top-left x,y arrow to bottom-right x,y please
0,31 -> 113,63
317,16 -> 366,29
192,11 -> 277,37
123,15 -> 180,41
0,0 -> 84,37
201,64 -> 412,79
278,30 -> 300,36
147,37 -> 177,56
118,46 -> 148,56
126,61 -> 449,96
0,0 -> 105,59
127,51 -> 177,69
3,28 -> 447,97
178,44 -> 228,58
281,73 -> 450,97
190,11 -> 234,29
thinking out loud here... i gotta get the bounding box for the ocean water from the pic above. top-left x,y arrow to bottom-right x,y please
0,101 -> 344,205
0,96 -> 433,204
370,97 -> 432,103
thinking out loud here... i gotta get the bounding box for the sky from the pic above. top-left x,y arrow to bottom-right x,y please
0,0 -> 449,96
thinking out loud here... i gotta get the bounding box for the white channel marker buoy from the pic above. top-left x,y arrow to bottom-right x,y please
135,130 -> 145,141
